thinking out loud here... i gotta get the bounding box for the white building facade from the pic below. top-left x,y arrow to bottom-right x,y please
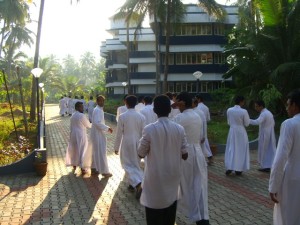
100,4 -> 238,97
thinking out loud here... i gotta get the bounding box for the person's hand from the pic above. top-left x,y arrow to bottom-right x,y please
115,150 -> 119,155
108,127 -> 113,133
270,192 -> 279,203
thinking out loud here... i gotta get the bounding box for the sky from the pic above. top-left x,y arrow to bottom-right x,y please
26,0 -> 233,61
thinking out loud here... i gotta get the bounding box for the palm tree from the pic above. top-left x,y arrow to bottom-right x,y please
79,51 -> 96,85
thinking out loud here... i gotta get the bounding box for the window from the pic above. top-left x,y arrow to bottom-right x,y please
214,53 -> 225,64
176,53 -> 213,65
162,54 -> 174,65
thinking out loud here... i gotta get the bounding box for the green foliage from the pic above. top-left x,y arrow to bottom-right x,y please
259,84 -> 282,112
104,98 -> 123,115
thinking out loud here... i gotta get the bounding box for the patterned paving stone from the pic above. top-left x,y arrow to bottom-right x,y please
0,104 -> 274,225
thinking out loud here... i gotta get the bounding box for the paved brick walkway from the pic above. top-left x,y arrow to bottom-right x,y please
0,104 -> 274,225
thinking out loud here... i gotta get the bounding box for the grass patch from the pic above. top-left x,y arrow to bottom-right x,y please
0,103 -> 37,166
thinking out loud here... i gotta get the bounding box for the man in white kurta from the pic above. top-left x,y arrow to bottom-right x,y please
250,100 -> 276,171
116,95 -> 128,122
67,96 -> 73,116
269,90 -> 300,225
59,96 -> 67,116
91,95 -> 113,178
87,96 -> 95,122
140,96 -> 157,126
138,95 -> 188,225
174,92 -> 209,225
196,94 -> 211,122
193,98 -> 213,164
135,95 -> 145,112
114,95 -> 145,198
65,102 -> 91,174
225,96 -> 250,175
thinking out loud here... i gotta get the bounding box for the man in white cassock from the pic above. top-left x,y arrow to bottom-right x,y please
250,100 -> 276,172
90,95 -> 113,178
192,98 -> 213,164
225,96 -> 250,176
87,96 -> 95,122
269,89 -> 300,225
138,95 -> 188,225
196,94 -> 211,123
114,95 -> 145,199
140,96 -> 157,126
59,96 -> 67,116
174,92 -> 209,225
116,94 -> 128,122
65,101 -> 91,175
135,95 -> 145,112
67,95 -> 73,116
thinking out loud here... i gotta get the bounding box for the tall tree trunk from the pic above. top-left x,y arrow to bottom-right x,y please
16,66 -> 29,137
126,21 -> 132,94
163,0 -> 171,93
0,20 -> 7,58
154,1 -> 161,95
30,0 -> 45,121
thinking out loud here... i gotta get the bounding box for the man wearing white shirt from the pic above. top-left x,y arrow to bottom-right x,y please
135,95 -> 145,112
138,94 -> 188,225
174,92 -> 209,225
269,89 -> 300,225
116,94 -> 128,122
114,95 -> 145,199
250,100 -> 276,172
65,102 -> 91,176
87,96 -> 95,123
90,95 -> 113,178
196,94 -> 211,122
139,96 -> 157,126
225,95 -> 250,176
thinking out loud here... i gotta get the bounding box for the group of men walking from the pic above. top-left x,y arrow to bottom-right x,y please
63,89 -> 300,225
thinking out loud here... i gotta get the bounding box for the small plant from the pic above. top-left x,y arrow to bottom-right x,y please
34,151 -> 46,163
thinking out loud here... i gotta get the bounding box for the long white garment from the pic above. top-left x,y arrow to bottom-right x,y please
250,108 -> 276,168
135,102 -> 145,112
174,109 -> 209,222
225,105 -> 250,171
63,97 -> 69,114
65,111 -> 92,169
169,100 -> 180,120
87,100 -> 95,122
59,98 -> 67,115
198,102 -> 211,122
269,114 -> 300,225
116,105 -> 127,122
90,106 -> 110,174
67,98 -> 74,115
138,117 -> 188,209
114,109 -> 145,187
193,108 -> 213,157
139,105 -> 158,126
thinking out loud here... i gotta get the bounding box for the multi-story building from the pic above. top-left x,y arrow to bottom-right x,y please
100,4 -> 238,97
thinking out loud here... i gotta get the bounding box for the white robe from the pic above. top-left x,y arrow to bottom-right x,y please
225,105 -> 250,171
194,108 -> 213,157
197,102 -> 211,122
138,117 -> 188,209
116,105 -> 127,122
135,102 -> 145,112
114,109 -> 145,187
140,105 -> 157,126
65,111 -> 92,169
174,109 -> 209,222
59,98 -> 67,115
90,106 -> 110,174
250,108 -> 276,168
67,98 -> 74,115
269,114 -> 300,225
87,100 -> 95,122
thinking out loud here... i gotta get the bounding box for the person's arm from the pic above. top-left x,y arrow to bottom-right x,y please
269,121 -> 293,203
180,127 -> 188,160
137,127 -> 150,158
243,110 -> 250,127
93,109 -> 110,132
250,112 -> 264,126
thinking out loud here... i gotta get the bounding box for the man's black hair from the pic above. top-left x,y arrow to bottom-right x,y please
125,95 -> 137,108
144,96 -> 153,105
75,101 -> 83,110
287,89 -> 300,108
234,96 -> 245,105
176,92 -> 193,108
254,100 -> 265,108
153,95 -> 171,117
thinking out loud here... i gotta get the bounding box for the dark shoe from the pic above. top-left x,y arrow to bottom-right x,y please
91,169 -> 99,175
258,168 -> 270,173
235,171 -> 242,176
207,156 -> 214,165
225,170 -> 232,175
196,219 -> 210,225
135,183 -> 142,199
102,173 -> 113,178
128,185 -> 135,192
